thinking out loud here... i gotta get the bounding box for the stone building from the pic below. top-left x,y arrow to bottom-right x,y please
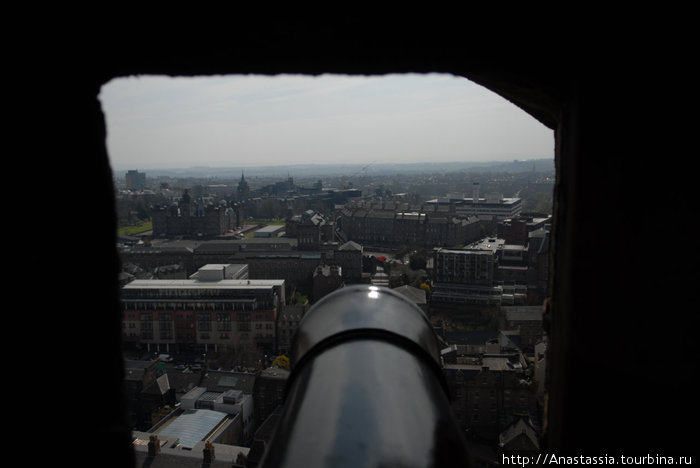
499,305 -> 544,351
443,355 -> 538,442
151,189 -> 238,238
337,204 -> 480,248
276,302 -> 308,355
313,265 -> 343,301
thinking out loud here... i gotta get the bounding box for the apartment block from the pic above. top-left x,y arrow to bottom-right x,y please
121,265 -> 284,357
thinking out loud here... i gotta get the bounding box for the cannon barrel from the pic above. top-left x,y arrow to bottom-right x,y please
259,285 -> 472,467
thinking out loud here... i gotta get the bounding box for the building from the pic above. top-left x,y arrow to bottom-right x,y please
151,190 -> 238,238
131,433 -> 249,467
333,240 -> 363,282
425,186 -> 522,220
180,386 -> 255,443
276,301 -> 308,355
124,359 -> 176,431
499,305 -> 544,351
189,263 -> 249,281
312,264 -> 343,301
125,169 -> 147,191
443,355 -> 538,442
252,366 -> 290,430
288,210 -> 335,250
432,246 -> 503,306
526,227 -> 550,304
236,172 -> 250,201
497,215 -> 551,246
121,265 -> 285,357
254,224 -> 285,238
337,203 -> 481,248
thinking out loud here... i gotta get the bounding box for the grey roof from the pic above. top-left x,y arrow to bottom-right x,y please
158,409 -> 229,449
338,240 -> 362,251
499,416 -> 540,450
166,370 -> 257,396
392,285 -> 427,305
503,306 -> 543,322
444,329 -> 499,346
122,278 -> 284,290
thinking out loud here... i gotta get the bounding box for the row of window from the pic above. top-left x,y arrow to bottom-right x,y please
127,311 -> 274,321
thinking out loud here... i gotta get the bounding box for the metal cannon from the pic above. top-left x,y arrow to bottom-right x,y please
260,285 -> 472,467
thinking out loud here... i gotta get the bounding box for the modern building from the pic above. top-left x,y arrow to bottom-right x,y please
125,169 -> 147,191
180,386 -> 255,443
254,225 -> 285,238
432,246 -> 503,306
121,265 -> 285,357
426,185 -> 522,220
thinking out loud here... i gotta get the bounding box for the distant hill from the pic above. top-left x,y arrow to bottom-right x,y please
114,159 -> 554,179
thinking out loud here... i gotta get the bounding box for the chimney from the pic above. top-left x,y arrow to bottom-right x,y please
473,182 -> 480,205
148,435 -> 160,457
203,441 -> 216,463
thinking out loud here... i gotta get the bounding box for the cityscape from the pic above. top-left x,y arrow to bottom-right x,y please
117,159 -> 554,466
28,24 -> 695,468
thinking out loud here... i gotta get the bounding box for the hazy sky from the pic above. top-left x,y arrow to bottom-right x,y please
98,73 -> 553,171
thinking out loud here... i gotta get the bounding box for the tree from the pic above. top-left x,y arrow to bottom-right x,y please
272,355 -> 290,369
409,250 -> 428,270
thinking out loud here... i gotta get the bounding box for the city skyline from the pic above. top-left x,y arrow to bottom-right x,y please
99,73 -> 554,172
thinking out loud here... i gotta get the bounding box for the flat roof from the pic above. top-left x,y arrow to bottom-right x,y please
158,409 -> 229,449
255,224 -> 285,232
123,279 -> 284,290
427,197 -> 521,205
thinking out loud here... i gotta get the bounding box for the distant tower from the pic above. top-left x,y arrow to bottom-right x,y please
179,189 -> 192,217
473,182 -> 480,204
237,172 -> 250,201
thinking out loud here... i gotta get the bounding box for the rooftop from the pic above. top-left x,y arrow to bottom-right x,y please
122,278 -> 285,290
157,409 -> 230,449
427,197 -> 521,206
503,305 -> 544,322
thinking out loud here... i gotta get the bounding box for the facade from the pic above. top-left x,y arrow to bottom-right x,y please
333,240 -> 363,282
432,247 -> 503,305
500,306 -> 544,350
121,266 -> 285,357
252,366 -> 290,430
151,190 -> 238,238
276,302 -> 308,355
312,264 -> 343,301
125,170 -> 147,191
433,232 -> 549,306
124,359 -> 176,431
338,205 -> 481,248
294,210 -> 332,250
526,228 -> 550,304
425,193 -> 522,220
443,356 -> 538,442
